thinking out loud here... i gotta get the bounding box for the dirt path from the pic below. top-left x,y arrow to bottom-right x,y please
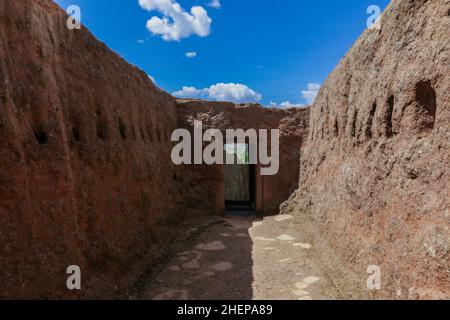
141,214 -> 341,300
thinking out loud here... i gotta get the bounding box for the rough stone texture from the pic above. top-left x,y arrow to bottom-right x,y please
281,0 -> 450,299
176,100 -> 310,216
0,0 -> 184,298
0,0 -> 309,299
2,0 -> 448,301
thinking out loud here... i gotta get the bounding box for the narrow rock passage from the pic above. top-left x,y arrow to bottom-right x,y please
142,215 -> 341,300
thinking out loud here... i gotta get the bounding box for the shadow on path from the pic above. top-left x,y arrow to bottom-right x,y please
142,214 -> 339,300
143,216 -> 255,300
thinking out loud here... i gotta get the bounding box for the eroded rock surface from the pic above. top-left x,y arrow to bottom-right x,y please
176,100 -> 310,216
0,0 -> 184,298
281,0 -> 450,299
1,0 -> 448,300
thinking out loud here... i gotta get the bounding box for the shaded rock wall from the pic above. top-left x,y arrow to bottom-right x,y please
176,99 -> 310,216
0,0 -> 184,298
282,0 -> 450,299
2,0 -> 446,301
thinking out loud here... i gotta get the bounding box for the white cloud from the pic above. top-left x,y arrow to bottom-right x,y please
208,0 -> 221,9
138,0 -> 212,41
269,101 -> 305,109
185,51 -> 197,58
301,83 -> 321,104
173,83 -> 262,103
174,86 -> 201,97
268,82 -> 321,108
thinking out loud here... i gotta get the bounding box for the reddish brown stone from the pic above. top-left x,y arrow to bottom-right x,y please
176,99 -> 309,216
0,0 -> 309,299
1,0 -> 448,300
0,0 -> 184,298
281,0 -> 450,299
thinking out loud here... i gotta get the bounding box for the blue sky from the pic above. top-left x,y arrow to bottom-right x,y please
54,0 -> 390,107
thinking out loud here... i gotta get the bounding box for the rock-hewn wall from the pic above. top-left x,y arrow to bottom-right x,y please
3,0 -> 446,301
176,99 -> 310,216
282,0 -> 450,299
0,0 -> 184,298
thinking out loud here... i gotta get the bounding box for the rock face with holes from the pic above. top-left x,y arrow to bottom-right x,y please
281,0 -> 450,299
0,0 -> 184,298
1,0 -> 448,300
0,0 -> 309,299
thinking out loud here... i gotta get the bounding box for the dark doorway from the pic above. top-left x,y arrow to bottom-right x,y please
224,144 -> 256,215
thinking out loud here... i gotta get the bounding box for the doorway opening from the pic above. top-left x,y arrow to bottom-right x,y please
224,143 -> 256,215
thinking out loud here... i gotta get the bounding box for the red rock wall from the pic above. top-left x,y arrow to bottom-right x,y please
282,0 -> 450,299
4,0 -> 445,301
176,99 -> 310,216
0,0 -> 184,298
